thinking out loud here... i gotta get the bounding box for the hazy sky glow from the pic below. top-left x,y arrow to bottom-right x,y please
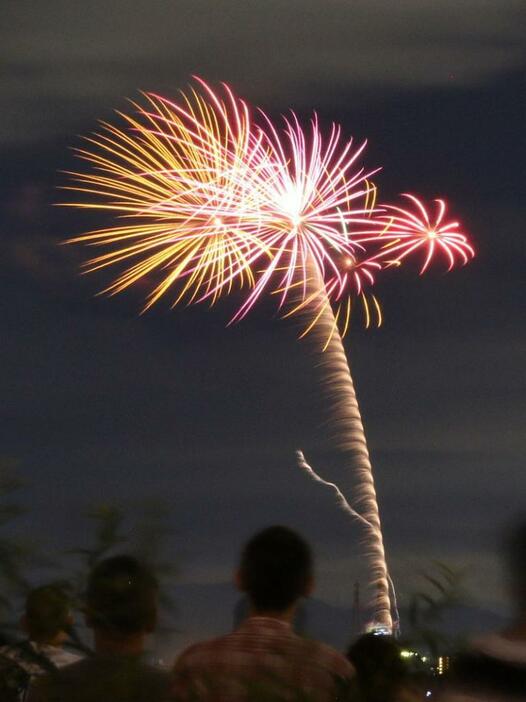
1,1 -> 525,638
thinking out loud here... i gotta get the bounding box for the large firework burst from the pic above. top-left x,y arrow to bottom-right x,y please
63,79 -> 474,632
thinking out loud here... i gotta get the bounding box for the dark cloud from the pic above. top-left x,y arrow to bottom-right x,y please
3,0 -> 525,143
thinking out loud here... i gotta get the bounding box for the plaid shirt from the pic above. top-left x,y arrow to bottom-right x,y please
0,642 -> 81,701
171,616 -> 353,701
0,642 -> 81,676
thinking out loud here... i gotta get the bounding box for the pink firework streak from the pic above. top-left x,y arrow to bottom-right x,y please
310,194 -> 475,334
366,194 -> 475,274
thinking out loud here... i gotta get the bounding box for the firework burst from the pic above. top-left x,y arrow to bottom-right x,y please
303,193 -> 475,339
64,82 -> 273,309
63,80 -> 475,633
366,194 -> 474,274
228,114 -> 382,324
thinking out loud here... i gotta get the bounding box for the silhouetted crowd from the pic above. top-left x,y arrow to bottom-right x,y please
1,522 -> 526,701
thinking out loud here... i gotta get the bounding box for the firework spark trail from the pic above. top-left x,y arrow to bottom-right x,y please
296,450 -> 399,631
302,269 -> 393,631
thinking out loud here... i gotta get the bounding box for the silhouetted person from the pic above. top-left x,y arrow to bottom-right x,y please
0,585 -> 81,701
440,519 -> 526,701
172,525 -> 353,701
347,633 -> 408,702
27,555 -> 169,702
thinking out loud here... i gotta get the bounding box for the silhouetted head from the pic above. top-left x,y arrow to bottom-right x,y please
23,585 -> 72,644
237,526 -> 313,613
505,519 -> 526,615
85,555 -> 158,637
347,633 -> 407,702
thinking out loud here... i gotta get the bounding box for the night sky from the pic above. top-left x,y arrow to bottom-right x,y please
2,1 -> 525,638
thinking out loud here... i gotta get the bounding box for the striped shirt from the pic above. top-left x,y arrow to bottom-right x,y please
171,616 -> 353,701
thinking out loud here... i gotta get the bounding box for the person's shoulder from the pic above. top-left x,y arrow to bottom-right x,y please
0,641 -> 27,659
42,647 -> 83,669
471,632 -> 526,666
25,669 -> 62,702
27,655 -> 89,697
135,659 -> 171,682
0,643 -> 18,661
174,633 -> 234,667
57,654 -> 168,679
28,656 -> 170,702
444,634 -> 526,700
0,641 -> 45,675
298,637 -> 354,678
49,655 -> 91,678
131,660 -> 171,698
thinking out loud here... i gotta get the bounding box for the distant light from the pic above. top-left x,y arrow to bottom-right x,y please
437,656 -> 450,675
368,624 -> 391,636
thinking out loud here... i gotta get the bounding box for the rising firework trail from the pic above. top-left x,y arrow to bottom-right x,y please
290,195 -> 473,630
243,116 -> 395,629
63,79 -> 474,633
295,267 -> 394,631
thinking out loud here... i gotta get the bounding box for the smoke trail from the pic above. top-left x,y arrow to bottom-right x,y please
296,450 -> 400,633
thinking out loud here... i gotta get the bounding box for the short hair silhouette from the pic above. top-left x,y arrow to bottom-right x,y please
239,526 -> 312,612
85,555 -> 158,635
25,585 -> 72,641
347,633 -> 407,702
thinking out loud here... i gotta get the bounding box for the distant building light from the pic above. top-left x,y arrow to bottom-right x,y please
400,650 -> 415,658
437,656 -> 450,675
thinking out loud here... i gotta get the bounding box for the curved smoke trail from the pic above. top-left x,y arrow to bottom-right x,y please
296,449 -> 399,633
